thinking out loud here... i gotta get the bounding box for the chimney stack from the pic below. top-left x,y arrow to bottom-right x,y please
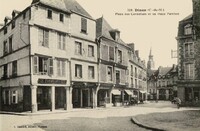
128,43 -> 135,52
135,50 -> 139,57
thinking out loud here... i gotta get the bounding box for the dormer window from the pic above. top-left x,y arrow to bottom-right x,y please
81,18 -> 87,33
47,9 -> 52,19
110,29 -> 120,41
11,20 -> 15,29
184,24 -> 192,35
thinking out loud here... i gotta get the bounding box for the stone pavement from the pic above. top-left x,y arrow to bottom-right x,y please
0,101 -> 199,131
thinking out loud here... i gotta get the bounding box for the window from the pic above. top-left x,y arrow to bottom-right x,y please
184,43 -> 194,58
75,64 -> 82,78
184,24 -> 192,35
33,56 -> 53,75
47,9 -> 52,19
3,64 -> 8,79
185,63 -> 195,79
4,27 -> 7,34
131,78 -> 134,87
81,18 -> 87,33
58,33 -> 66,50
88,45 -> 94,57
149,89 -> 152,93
60,13 -> 64,22
39,57 -> 48,75
9,36 -> 13,53
131,65 -> 133,76
12,90 -> 18,104
38,28 -> 49,47
135,67 -> 137,78
75,41 -> 82,55
88,66 -> 95,79
57,60 -> 66,77
158,81 -> 161,87
162,81 -> 165,87
117,50 -> 122,63
116,70 -> 120,84
12,61 -> 17,77
109,46 -> 114,61
11,20 -> 15,29
135,79 -> 137,88
3,40 -> 8,55
107,66 -> 112,81
23,12 -> 26,19
33,56 -> 38,74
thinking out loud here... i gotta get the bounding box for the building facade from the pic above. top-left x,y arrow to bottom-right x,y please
147,65 -> 178,101
0,0 -> 147,112
176,0 -> 200,105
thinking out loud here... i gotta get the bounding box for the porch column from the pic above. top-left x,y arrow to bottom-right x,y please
92,88 -> 97,108
122,90 -> 124,106
88,89 -> 90,107
31,85 -> 37,113
157,90 -> 159,100
109,89 -> 112,104
51,86 -> 55,112
65,87 -> 72,110
80,89 -> 83,107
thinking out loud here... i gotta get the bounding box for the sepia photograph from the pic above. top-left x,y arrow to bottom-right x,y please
0,0 -> 200,130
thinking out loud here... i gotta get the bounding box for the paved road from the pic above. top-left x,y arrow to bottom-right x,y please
1,101 -> 198,131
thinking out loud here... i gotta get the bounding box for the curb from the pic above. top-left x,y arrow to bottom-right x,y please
131,117 -> 165,131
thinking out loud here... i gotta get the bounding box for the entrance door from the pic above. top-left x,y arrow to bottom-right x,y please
5,90 -> 9,105
55,87 -> 66,109
82,90 -> 89,107
37,87 -> 51,110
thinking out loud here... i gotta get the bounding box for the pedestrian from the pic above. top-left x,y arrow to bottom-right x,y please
176,97 -> 181,109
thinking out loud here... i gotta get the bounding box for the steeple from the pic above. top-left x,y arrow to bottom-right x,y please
147,47 -> 155,70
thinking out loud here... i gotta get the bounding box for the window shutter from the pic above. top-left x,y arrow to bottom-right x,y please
44,30 -> 49,47
63,35 -> 66,50
62,61 -> 66,77
57,60 -> 61,76
109,46 -> 114,61
48,58 -> 53,76
58,34 -> 61,49
81,18 -> 87,33
38,29 -> 43,46
33,56 -> 38,74
80,65 -> 82,78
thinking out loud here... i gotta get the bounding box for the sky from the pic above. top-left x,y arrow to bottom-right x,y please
0,0 -> 193,69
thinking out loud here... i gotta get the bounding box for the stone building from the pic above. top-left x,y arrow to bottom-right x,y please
147,65 -> 178,101
0,0 -> 147,112
0,0 -> 97,112
176,0 -> 200,104
96,17 -> 147,106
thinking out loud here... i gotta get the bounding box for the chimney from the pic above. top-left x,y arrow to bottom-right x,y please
135,50 -> 139,57
12,10 -> 21,18
110,29 -> 120,41
128,43 -> 135,52
4,16 -> 12,25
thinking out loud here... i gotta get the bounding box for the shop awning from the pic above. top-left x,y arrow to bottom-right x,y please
140,90 -> 146,94
112,90 -> 121,95
125,90 -> 133,96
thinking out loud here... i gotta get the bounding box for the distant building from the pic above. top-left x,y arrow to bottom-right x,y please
147,48 -> 155,70
96,17 -> 147,106
176,0 -> 200,104
147,65 -> 178,100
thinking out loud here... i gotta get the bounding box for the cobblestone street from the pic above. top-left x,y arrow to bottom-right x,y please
1,101 -> 199,131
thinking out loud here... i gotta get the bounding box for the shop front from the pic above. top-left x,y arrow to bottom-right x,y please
72,82 -> 97,108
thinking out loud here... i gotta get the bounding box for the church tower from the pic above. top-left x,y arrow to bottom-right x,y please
147,48 -> 155,70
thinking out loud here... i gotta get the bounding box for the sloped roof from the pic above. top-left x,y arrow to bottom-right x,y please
63,0 -> 92,19
180,14 -> 193,22
158,67 -> 172,76
96,16 -> 126,44
32,0 -> 93,19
